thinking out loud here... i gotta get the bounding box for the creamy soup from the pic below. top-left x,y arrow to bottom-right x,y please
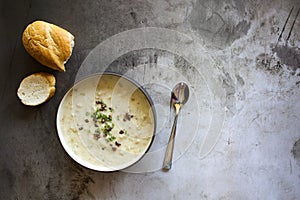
57,74 -> 155,171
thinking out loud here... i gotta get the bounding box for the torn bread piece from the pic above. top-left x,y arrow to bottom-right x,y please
17,72 -> 56,106
22,20 -> 74,72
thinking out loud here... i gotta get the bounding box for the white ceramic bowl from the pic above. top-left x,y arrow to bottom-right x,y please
56,73 -> 156,171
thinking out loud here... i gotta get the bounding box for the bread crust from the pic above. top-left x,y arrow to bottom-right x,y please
22,21 -> 74,72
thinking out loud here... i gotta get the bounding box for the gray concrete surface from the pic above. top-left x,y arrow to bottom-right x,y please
1,0 -> 300,199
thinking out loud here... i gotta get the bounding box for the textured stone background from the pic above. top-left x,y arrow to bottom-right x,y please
1,0 -> 300,199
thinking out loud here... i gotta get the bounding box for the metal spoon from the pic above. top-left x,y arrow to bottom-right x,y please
163,82 -> 189,170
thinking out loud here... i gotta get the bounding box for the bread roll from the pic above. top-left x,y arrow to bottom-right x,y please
17,72 -> 56,106
22,20 -> 74,72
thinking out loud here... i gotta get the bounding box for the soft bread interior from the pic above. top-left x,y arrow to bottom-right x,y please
17,73 -> 55,106
64,33 -> 75,64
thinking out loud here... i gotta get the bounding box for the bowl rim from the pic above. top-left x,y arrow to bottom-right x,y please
56,72 -> 157,172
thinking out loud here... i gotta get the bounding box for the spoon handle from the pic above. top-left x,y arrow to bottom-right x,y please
163,104 -> 180,170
